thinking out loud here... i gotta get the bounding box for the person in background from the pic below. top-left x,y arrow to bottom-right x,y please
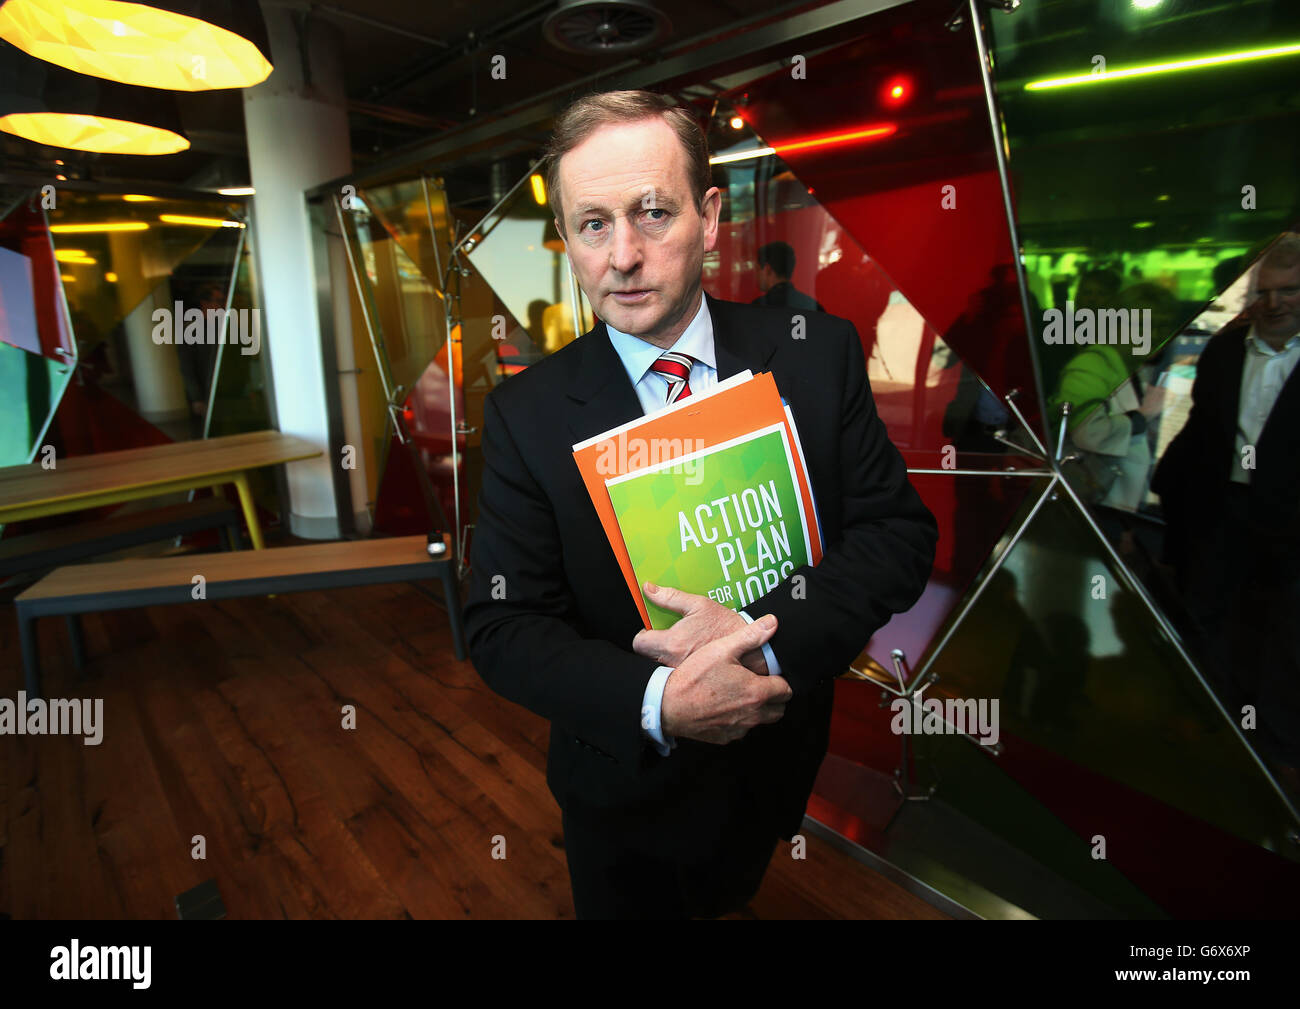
177,282 -> 224,432
1052,283 -> 1176,517
1152,233 -> 1300,790
752,241 -> 824,312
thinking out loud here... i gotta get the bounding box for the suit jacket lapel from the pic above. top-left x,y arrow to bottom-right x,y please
1216,325 -> 1248,438
564,292 -> 782,448
563,319 -> 644,447
706,291 -> 778,380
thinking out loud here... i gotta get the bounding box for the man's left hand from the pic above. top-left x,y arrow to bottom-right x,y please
631,583 -> 771,675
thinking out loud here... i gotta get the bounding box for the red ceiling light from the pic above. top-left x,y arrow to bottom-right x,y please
881,74 -> 912,107
772,123 -> 897,155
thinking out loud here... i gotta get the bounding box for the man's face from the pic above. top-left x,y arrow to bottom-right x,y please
1250,262 -> 1300,346
756,262 -> 778,293
554,118 -> 720,348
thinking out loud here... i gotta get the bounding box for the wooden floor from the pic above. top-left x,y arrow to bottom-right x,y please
0,578 -> 947,920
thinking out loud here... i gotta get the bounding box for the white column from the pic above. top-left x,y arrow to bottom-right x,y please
243,6 -> 352,538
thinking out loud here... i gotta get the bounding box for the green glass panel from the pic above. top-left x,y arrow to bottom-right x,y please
0,199 -> 76,469
0,345 -> 71,468
989,0 -> 1300,414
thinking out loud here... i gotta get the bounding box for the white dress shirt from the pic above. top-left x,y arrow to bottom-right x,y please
1232,326 -> 1300,484
604,294 -> 783,757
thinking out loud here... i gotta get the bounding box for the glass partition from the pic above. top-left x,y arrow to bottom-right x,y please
0,186 -> 280,538
0,200 -> 75,468
335,168 -> 599,552
322,0 -> 1300,916
986,0 -> 1300,821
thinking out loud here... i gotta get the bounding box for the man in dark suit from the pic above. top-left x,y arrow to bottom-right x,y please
752,240 -> 825,312
463,90 -> 937,918
1153,233 -> 1300,778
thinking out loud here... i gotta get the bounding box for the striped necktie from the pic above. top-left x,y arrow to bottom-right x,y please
649,352 -> 695,405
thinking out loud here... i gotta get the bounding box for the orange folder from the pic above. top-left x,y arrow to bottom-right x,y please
572,371 -> 822,628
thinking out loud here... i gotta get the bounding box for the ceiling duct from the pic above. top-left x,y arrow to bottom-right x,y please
542,0 -> 671,55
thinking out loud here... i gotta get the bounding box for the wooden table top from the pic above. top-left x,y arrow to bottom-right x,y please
0,430 -> 321,511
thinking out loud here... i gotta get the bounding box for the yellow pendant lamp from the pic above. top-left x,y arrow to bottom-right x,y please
0,39 -> 190,154
1,110 -> 188,153
0,0 -> 272,91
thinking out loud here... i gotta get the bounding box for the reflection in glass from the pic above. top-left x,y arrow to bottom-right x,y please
710,0 -> 1036,422
1,187 -> 278,545
989,0 -> 1300,446
316,0 -> 1300,916
0,200 -> 75,467
817,489 -> 1300,916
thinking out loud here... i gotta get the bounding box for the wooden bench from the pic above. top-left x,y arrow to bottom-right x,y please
15,534 -> 465,698
0,497 -> 243,578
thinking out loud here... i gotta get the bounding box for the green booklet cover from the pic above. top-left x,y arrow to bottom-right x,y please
605,423 -> 812,629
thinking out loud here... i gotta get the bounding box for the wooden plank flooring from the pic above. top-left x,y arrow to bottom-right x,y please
0,580 -> 947,920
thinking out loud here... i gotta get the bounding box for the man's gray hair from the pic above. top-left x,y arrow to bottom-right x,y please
1246,232 -> 1300,304
1259,232 -> 1300,272
543,90 -> 712,236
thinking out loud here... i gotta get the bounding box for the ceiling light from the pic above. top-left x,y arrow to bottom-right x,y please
529,174 -> 545,206
122,194 -> 160,201
1,111 -> 188,152
1026,42 -> 1300,91
774,123 -> 896,154
49,221 -> 149,232
159,213 -> 243,227
881,75 -> 912,107
0,40 -> 189,154
0,0 -> 273,91
711,146 -> 775,166
217,186 -> 254,196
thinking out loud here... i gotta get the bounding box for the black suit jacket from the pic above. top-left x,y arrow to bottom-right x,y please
1153,319 -> 1300,568
751,281 -> 824,313
463,292 -> 937,855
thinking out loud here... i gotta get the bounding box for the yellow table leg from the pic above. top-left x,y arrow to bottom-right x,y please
232,472 -> 265,550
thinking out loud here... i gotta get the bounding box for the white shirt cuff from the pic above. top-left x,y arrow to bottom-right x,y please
641,664 -> 678,757
739,609 -> 782,677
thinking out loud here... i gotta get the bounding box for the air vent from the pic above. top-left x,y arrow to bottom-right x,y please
542,0 -> 672,55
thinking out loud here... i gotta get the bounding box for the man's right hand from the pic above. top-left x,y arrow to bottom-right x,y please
659,615 -> 793,745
